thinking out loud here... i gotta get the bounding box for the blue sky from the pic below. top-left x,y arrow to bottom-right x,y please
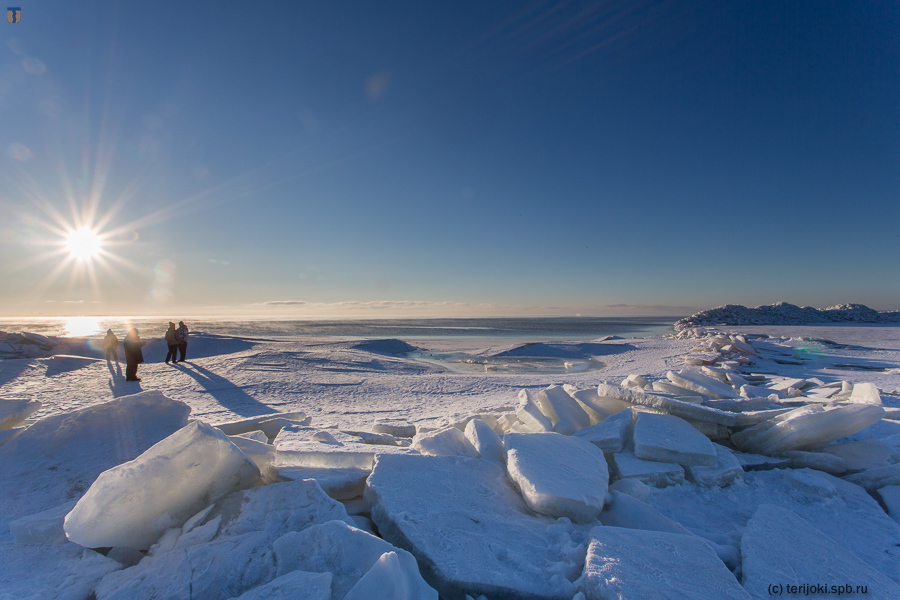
1,0 -> 898,317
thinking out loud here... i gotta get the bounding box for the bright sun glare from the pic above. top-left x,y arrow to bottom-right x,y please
65,229 -> 103,260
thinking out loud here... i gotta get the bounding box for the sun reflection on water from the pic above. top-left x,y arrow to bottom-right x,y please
62,316 -> 103,338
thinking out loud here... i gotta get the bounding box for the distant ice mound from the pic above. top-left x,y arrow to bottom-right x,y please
675,302 -> 900,331
351,339 -> 418,355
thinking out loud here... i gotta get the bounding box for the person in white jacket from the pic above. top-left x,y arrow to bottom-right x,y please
176,321 -> 189,362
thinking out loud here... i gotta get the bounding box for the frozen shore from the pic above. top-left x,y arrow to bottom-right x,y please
1,323 -> 899,599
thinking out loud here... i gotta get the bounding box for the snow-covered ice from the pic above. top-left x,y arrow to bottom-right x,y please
632,411 -> 718,466
273,519 -> 437,600
2,319 -> 900,599
579,526 -> 751,599
366,454 -> 584,599
741,504 -> 900,599
505,432 -> 608,521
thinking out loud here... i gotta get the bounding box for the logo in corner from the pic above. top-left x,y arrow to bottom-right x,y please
7,7 -> 21,23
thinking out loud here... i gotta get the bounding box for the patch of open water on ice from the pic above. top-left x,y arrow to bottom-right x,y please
403,349 -> 604,374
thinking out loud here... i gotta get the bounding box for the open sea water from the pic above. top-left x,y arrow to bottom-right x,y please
0,316 -> 678,341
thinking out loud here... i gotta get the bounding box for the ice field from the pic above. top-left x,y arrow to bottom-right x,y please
1,313 -> 899,599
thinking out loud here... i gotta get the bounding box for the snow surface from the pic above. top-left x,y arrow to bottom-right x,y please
1,322 -> 899,598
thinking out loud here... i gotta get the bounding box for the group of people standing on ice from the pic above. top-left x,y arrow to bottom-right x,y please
102,321 -> 189,381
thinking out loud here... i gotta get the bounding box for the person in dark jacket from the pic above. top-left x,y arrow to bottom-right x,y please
176,321 -> 189,362
124,328 -> 146,381
103,329 -> 119,362
164,322 -> 179,364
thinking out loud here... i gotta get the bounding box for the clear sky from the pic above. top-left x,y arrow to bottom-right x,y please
1,1 -> 898,317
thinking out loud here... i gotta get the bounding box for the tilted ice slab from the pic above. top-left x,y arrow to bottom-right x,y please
667,369 -> 740,399
730,403 -> 885,455
535,385 -> 591,435
644,469 -> 900,584
96,531 -> 275,600
505,432 -> 608,522
231,570 -> 332,600
515,389 -> 554,432
65,421 -> 261,550
578,526 -> 751,600
229,435 -> 278,483
741,504 -> 900,600
464,418 -> 505,464
0,391 -> 190,532
274,424 -> 414,469
573,408 -> 632,453
216,411 -> 310,438
596,383 -> 739,426
0,397 -> 42,430
366,454 -> 584,600
568,386 -> 633,422
273,519 -> 437,600
632,412 -> 717,466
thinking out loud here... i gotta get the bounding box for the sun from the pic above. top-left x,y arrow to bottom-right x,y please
65,228 -> 103,260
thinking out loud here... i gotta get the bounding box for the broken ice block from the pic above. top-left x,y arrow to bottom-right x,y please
505,432 -> 608,521
597,383 -> 737,426
573,408 -> 632,453
372,419 -> 417,438
579,526 -> 751,600
464,418 -> 505,463
276,466 -> 370,499
9,501 -> 77,545
849,382 -> 882,405
731,403 -> 885,455
844,463 -> 900,492
817,439 -> 900,471
412,426 -> 479,457
65,421 -> 261,550
536,385 -> 591,435
515,389 -> 553,432
274,424 -> 414,469
609,449 -> 685,487
569,386 -> 633,422
216,412 -> 310,438
779,450 -> 848,475
684,444 -> 743,487
273,520 -> 437,600
632,412 -> 717,466
344,551 -> 433,600
666,370 -> 738,399
96,531 -> 275,600
366,454 -> 581,600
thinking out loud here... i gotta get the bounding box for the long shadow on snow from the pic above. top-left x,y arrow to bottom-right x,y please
174,362 -> 277,418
